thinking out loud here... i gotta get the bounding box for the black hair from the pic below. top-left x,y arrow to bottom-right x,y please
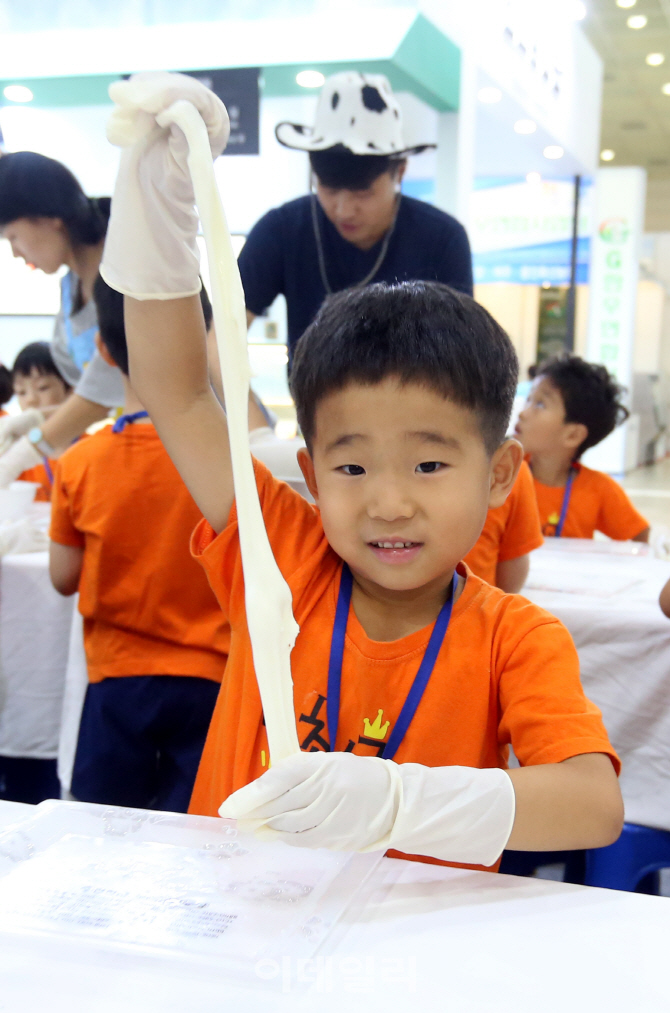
93,274 -> 213,376
0,365 -> 13,406
309,145 -> 404,190
536,353 -> 629,459
0,151 -> 110,245
12,341 -> 69,385
290,281 -> 519,454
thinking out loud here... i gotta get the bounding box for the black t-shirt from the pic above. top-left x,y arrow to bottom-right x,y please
238,194 -> 473,357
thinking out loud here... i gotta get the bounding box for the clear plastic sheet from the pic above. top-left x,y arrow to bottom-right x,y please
0,800 -> 382,984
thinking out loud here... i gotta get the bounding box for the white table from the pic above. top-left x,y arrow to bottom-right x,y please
0,799 -> 668,1012
0,552 -> 75,759
523,541 -> 670,831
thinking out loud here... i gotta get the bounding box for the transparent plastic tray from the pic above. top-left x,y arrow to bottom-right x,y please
0,800 -> 382,982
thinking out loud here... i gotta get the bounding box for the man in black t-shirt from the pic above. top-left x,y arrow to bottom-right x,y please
239,72 -> 473,364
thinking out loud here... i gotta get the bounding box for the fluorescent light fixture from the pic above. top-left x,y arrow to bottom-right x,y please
616,0 -> 636,7
601,149 -> 615,161
646,53 -> 665,66
477,86 -> 502,104
526,171 -> 542,184
627,14 -> 647,27
296,70 -> 325,88
662,82 -> 670,95
543,145 -> 564,160
514,119 -> 537,135
3,84 -> 33,103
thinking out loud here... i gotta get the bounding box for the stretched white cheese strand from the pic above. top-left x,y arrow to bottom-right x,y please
158,100 -> 300,762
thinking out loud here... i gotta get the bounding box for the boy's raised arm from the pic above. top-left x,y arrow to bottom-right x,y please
101,72 -> 235,532
125,295 -> 233,533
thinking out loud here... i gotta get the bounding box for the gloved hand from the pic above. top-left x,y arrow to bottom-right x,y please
101,71 -> 230,300
0,436 -> 43,489
219,751 -> 516,868
0,409 -> 44,457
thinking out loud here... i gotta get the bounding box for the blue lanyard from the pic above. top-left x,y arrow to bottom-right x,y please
112,410 -> 149,433
554,466 -> 576,538
326,564 -> 457,760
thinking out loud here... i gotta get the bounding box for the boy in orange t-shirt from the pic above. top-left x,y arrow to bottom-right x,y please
11,342 -> 71,500
464,460 -> 542,591
515,354 -> 648,541
49,278 -> 229,812
101,74 -> 622,871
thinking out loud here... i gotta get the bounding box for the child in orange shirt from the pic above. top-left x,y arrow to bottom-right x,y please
464,460 -> 542,591
49,277 -> 229,812
11,342 -> 72,500
100,73 -> 622,870
515,354 -> 649,542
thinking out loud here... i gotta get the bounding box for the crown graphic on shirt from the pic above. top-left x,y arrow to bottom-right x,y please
363,709 -> 390,740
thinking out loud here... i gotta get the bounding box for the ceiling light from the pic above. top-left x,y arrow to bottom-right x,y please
601,149 -> 615,161
478,86 -> 502,104
514,119 -> 537,134
646,53 -> 665,66
3,84 -> 33,103
627,14 -> 647,27
662,82 -> 670,95
296,70 -> 325,88
544,145 -> 564,160
568,0 -> 587,20
616,0 -> 636,7
526,171 -> 542,184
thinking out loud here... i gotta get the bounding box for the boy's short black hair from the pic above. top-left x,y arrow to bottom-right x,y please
290,281 -> 519,455
93,274 -> 213,375
537,353 -> 629,458
0,364 -> 13,406
309,146 -> 404,190
12,341 -> 68,384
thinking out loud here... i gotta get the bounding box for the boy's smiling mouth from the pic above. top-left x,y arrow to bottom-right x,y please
367,539 -> 423,564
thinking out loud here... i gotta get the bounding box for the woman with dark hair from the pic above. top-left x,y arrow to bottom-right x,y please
0,151 -> 123,485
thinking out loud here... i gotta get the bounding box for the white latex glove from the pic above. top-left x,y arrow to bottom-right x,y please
0,518 -> 49,556
101,71 -> 230,299
0,437 -> 42,489
219,751 -> 516,868
0,409 -> 44,456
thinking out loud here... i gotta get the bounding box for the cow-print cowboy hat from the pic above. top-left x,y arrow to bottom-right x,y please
275,71 -> 435,157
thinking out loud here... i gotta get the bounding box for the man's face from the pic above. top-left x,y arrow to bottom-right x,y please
14,367 -> 69,412
514,377 -> 569,457
1,217 -> 70,275
314,170 -> 400,251
299,378 -> 500,595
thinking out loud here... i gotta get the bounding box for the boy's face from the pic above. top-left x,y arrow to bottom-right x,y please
298,378 -> 519,595
14,367 -> 69,412
515,376 -> 584,459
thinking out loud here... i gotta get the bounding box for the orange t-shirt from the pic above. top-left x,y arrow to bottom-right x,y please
464,461 -> 543,584
533,462 -> 648,540
18,460 -> 56,502
50,423 -> 230,683
189,461 -> 618,868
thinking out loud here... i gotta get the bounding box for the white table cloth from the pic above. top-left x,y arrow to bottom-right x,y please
0,552 -> 74,759
0,798 -> 668,1012
523,541 -> 670,831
